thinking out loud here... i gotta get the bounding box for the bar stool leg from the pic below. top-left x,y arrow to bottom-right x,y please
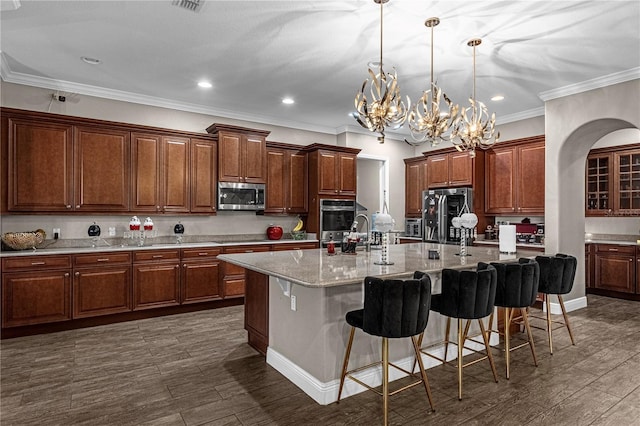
457,318 -> 464,400
478,318 -> 499,383
382,337 -> 389,426
558,296 -> 576,345
337,327 -> 355,403
504,307 -> 511,379
521,307 -> 538,367
545,296 -> 554,354
411,335 -> 435,412
444,317 -> 451,364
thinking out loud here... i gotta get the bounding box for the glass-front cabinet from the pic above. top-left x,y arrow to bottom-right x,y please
586,144 -> 640,216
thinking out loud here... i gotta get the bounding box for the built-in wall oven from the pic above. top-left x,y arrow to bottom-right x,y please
319,199 -> 356,246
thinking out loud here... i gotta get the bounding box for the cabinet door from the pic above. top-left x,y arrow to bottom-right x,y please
517,143 -> 545,214
338,153 -> 357,195
287,151 -> 308,214
218,132 -> 243,182
486,147 -> 516,214
2,271 -> 71,327
449,152 -> 473,187
131,133 -> 162,212
614,150 -> 640,214
162,136 -> 190,213
190,139 -> 217,213
74,126 -> 130,212
221,245 -> 270,298
585,244 -> 593,289
133,262 -> 180,309
73,266 -> 132,318
7,119 -> 73,211
265,148 -> 287,214
244,134 -> 267,183
317,150 -> 339,195
594,254 -> 635,293
181,260 -> 221,303
405,161 -> 425,218
585,153 -> 612,215
427,154 -> 449,188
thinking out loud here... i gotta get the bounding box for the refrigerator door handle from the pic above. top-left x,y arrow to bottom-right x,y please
438,194 -> 447,243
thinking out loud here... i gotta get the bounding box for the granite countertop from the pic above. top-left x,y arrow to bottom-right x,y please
0,235 -> 319,258
473,239 -> 545,249
584,233 -> 640,246
218,242 -> 543,288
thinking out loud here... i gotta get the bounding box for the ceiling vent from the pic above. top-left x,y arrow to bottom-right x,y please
172,0 -> 203,13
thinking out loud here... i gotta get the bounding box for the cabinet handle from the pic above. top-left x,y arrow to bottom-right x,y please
76,205 -> 80,209
175,265 -> 179,269
97,258 -> 109,262
608,248 -> 618,252
31,261 -> 45,266
75,272 -> 80,276
245,250 -> 254,253
65,273 -> 70,277
156,206 -> 160,211
183,264 -> 187,268
198,252 -> 209,256
66,205 -> 72,209
152,255 -> 164,258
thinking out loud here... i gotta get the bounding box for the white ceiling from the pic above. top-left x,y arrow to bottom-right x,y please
1,0 -> 639,138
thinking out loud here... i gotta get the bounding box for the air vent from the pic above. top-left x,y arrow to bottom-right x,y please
172,0 -> 203,12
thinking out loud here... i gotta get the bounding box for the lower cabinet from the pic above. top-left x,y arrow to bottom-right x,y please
73,252 -> 132,318
181,247 -> 222,303
221,244 -> 271,298
588,244 -> 637,296
133,250 -> 181,310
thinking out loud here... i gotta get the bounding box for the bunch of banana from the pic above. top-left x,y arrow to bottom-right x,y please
292,217 -> 304,232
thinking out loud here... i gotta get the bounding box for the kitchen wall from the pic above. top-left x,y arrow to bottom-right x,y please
356,158 -> 382,225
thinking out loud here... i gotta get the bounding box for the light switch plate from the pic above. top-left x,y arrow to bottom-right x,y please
108,227 -> 116,236
290,295 -> 297,311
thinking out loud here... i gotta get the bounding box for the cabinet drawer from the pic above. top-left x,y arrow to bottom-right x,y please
2,255 -> 72,271
222,244 -> 271,254
133,250 -> 180,262
223,277 -> 245,297
271,242 -> 318,251
595,244 -> 635,255
181,247 -> 221,259
74,252 -> 132,266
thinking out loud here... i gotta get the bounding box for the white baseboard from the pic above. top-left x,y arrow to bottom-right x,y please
266,333 -> 498,406
543,295 -> 587,315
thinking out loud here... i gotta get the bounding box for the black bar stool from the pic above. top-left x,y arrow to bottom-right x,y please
531,253 -> 578,354
337,271 -> 435,426
417,263 -> 499,400
487,258 -> 540,379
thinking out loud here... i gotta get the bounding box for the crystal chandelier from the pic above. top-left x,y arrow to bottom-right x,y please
354,0 -> 409,144
451,38 -> 500,157
406,17 -> 459,147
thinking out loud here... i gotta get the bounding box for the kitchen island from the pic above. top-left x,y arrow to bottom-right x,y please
218,242 -> 543,404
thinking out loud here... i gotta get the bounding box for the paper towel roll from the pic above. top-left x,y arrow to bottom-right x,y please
499,225 -> 516,254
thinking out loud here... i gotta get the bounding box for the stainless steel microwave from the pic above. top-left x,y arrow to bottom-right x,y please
218,182 -> 265,211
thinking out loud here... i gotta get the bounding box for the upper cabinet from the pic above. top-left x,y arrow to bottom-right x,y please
190,139 -> 218,214
586,144 -> 640,216
426,151 -> 474,188
265,142 -> 308,215
404,157 -> 428,218
206,124 -> 270,184
307,145 -> 359,197
485,136 -> 545,215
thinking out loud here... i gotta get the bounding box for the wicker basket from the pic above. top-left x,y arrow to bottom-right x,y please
1,229 -> 46,250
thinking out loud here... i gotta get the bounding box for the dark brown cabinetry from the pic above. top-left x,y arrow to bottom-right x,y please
1,255 -> 72,327
426,151 -> 474,188
72,252 -> 132,318
586,144 -> 640,216
221,244 -> 271,298
190,139 -> 217,213
593,244 -> 636,294
309,149 -> 357,197
485,136 -> 545,215
132,250 -> 181,310
131,133 -> 190,214
265,142 -> 308,215
207,124 -> 270,184
181,247 -> 222,304
404,157 -> 429,218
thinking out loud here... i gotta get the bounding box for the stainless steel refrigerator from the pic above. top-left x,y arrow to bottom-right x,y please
422,187 -> 474,244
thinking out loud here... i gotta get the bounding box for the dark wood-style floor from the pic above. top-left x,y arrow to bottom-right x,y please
1,294 -> 639,425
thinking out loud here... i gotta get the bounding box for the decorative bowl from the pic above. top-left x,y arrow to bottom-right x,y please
291,231 -> 307,240
1,229 -> 46,250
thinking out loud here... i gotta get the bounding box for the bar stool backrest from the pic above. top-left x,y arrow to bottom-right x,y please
437,264 -> 497,320
535,254 -> 577,295
362,271 -> 431,338
491,258 -> 540,308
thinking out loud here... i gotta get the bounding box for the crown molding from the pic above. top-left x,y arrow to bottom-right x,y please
496,107 -> 545,125
539,67 -> 640,101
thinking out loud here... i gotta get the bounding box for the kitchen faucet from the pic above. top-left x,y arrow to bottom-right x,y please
352,214 -> 371,252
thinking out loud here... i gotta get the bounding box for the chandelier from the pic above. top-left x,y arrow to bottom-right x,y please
353,0 -> 409,144
406,17 -> 459,147
451,38 -> 499,157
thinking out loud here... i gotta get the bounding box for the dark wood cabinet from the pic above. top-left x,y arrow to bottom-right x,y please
221,244 -> 271,298
426,151 -> 473,189
585,244 -> 593,289
266,143 -> 308,215
181,247 -> 222,304
485,136 -> 545,215
310,149 -> 357,197
404,157 -> 428,218
72,252 -> 132,318
593,244 -> 636,294
244,269 -> 269,355
1,255 -> 72,327
207,124 -> 270,184
270,242 -> 318,251
190,138 -> 217,213
132,250 -> 181,310
585,153 -> 613,215
5,118 -> 74,212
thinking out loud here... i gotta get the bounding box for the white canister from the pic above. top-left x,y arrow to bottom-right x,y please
499,224 -> 517,254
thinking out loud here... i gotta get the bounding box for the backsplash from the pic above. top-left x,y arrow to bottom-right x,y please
585,216 -> 640,235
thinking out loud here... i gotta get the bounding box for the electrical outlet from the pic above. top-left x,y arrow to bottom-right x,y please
53,228 -> 60,239
108,227 -> 116,236
290,295 -> 297,311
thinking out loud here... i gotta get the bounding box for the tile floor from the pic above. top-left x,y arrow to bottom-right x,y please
1,294 -> 639,425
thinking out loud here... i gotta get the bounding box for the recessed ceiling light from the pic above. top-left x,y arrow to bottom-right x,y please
81,56 -> 101,65
491,95 -> 504,101
282,97 -> 295,105
197,81 -> 212,89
